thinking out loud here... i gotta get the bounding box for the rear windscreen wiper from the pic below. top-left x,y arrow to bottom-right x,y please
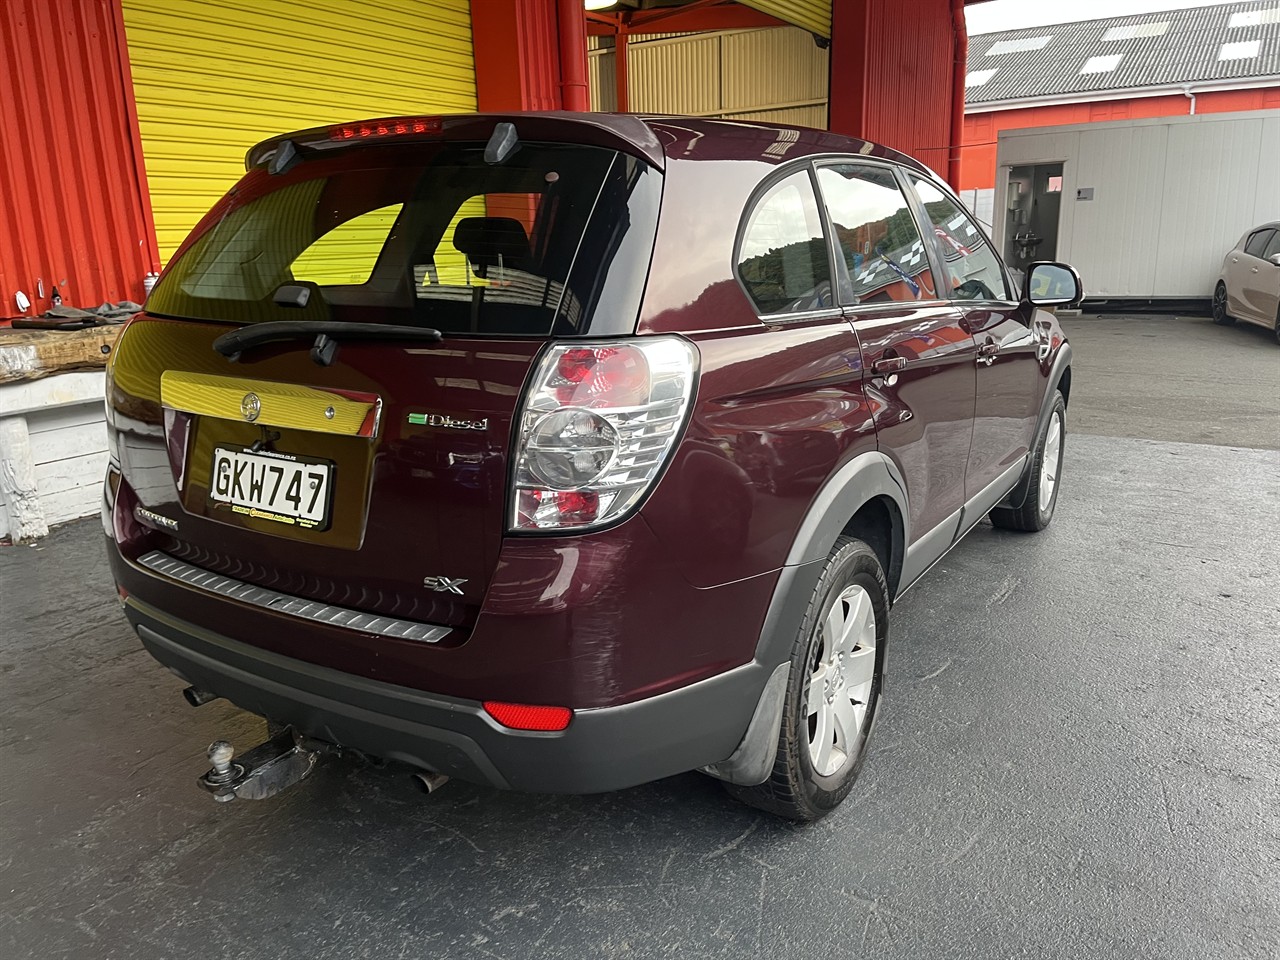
213,320 -> 443,366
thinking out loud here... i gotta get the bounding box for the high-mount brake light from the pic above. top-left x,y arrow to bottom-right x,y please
511,338 -> 698,532
330,117 -> 442,141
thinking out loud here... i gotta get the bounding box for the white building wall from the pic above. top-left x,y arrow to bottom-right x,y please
996,111 -> 1280,299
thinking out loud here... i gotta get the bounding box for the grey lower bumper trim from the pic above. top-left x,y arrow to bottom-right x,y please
135,551 -> 451,644
125,597 -> 771,794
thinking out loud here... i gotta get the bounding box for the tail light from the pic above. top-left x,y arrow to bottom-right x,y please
511,337 -> 698,532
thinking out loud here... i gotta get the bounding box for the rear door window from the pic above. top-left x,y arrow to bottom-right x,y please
146,142 -> 659,337
737,169 -> 834,316
910,175 -> 1012,302
816,163 -> 936,305
1245,229 -> 1276,259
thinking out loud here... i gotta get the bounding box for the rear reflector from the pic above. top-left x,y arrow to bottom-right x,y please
483,701 -> 573,732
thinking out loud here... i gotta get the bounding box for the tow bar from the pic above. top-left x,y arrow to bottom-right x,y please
197,727 -> 321,803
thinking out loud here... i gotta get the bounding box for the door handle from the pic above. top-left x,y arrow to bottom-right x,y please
976,341 -> 999,366
871,356 -> 906,375
1252,268 -> 1260,274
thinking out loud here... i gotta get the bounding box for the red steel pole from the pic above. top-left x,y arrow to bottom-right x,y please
948,0 -> 969,190
557,0 -> 590,111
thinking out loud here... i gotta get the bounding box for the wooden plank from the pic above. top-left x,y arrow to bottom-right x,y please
0,372 -> 106,417
0,326 -> 123,384
35,450 -> 111,498
39,485 -> 107,528
27,403 -> 108,435
28,421 -> 109,467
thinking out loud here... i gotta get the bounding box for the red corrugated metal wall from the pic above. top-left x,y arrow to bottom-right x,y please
863,1 -> 956,176
0,0 -> 158,317
829,0 -> 960,179
470,0 -> 562,112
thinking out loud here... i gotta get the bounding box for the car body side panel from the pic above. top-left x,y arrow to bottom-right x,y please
851,303 -> 976,548
639,320 -> 877,589
963,304 -> 1041,500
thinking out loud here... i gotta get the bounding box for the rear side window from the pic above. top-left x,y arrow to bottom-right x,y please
146,142 -> 660,337
1245,230 -> 1275,258
911,176 -> 1012,302
737,170 -> 833,316
816,164 -> 936,305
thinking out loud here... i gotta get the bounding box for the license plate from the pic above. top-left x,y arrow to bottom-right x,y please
209,447 -> 334,530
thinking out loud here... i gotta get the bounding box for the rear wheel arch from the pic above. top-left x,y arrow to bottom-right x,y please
841,495 -> 905,601
754,452 -> 908,668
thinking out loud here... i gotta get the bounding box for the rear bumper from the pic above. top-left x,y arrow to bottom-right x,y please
125,597 -> 770,794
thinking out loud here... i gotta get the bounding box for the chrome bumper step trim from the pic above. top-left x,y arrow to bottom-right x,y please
134,551 -> 451,644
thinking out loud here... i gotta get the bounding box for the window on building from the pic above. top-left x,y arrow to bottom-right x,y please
1229,8 -> 1280,28
1219,40 -> 1261,61
1102,21 -> 1170,41
910,177 -> 1011,303
816,164 -> 935,305
1080,54 -> 1124,74
986,36 -> 1052,56
737,171 -> 833,316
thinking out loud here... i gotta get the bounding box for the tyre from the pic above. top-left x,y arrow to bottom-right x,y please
1274,306 -> 1280,346
990,391 -> 1066,532
726,536 -> 888,822
1212,282 -> 1236,325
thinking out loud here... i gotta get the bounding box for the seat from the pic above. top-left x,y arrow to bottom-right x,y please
452,217 -> 531,280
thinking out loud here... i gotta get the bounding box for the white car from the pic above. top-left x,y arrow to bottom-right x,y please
1213,222 -> 1280,344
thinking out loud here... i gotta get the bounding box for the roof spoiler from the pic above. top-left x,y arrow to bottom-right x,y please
245,112 -> 666,173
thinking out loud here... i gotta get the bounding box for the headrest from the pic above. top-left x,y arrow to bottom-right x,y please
452,217 -> 530,274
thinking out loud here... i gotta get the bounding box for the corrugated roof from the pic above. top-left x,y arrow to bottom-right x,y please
966,0 -> 1280,105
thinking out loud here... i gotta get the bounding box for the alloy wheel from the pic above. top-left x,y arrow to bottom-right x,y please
806,584 -> 877,777
1213,285 -> 1229,323
1039,411 -> 1063,513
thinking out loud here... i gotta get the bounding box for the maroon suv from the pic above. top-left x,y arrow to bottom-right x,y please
104,113 -> 1079,821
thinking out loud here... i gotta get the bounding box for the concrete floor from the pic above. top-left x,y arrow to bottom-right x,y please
1059,313 -> 1280,450
3,316 -> 1279,959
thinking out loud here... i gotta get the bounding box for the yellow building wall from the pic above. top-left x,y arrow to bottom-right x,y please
122,0 -> 477,261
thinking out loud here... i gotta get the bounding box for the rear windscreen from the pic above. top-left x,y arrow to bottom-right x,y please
146,141 -> 660,337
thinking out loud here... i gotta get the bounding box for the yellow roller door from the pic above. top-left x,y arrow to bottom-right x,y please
738,0 -> 831,38
122,0 -> 476,261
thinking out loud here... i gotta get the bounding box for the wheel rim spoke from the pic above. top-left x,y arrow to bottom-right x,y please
845,645 -> 876,689
838,590 -> 868,654
811,702 -> 834,773
832,694 -> 857,753
822,603 -> 844,665
1039,413 -> 1062,511
807,665 -> 828,717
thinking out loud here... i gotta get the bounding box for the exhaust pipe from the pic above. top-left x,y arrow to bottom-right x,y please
411,771 -> 451,795
183,686 -> 221,707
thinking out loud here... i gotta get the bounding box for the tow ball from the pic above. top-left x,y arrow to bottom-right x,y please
198,727 -> 321,803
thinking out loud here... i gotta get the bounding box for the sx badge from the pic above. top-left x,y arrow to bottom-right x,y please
423,576 -> 467,595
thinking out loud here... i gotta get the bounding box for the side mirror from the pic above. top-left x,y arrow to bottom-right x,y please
1022,261 -> 1083,308
1269,253 -> 1280,267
